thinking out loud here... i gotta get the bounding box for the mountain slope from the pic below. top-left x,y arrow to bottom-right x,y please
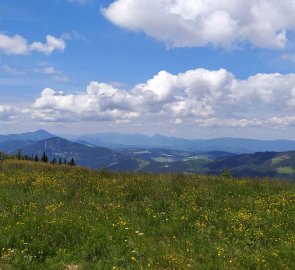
0,140 -> 36,154
18,137 -> 140,170
0,129 -> 55,143
207,151 -> 295,179
132,150 -> 295,179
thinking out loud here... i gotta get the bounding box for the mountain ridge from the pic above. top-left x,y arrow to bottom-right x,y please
75,132 -> 295,153
2,129 -> 295,154
0,129 -> 55,143
0,130 -> 294,179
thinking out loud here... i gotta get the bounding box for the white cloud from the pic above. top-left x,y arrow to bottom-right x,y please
268,116 -> 295,127
102,0 -> 295,48
0,105 -> 17,121
30,35 -> 66,54
0,34 -> 29,55
31,85 -> 139,122
42,67 -> 56,75
30,68 -> 295,128
0,33 -> 66,55
195,118 -> 263,128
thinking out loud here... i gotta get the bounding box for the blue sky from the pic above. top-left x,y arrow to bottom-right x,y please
1,0 -> 295,139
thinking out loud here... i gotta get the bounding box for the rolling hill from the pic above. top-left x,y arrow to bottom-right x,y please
207,151 -> 295,179
143,151 -> 295,180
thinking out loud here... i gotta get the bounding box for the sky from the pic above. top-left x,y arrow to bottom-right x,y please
1,0 -> 295,139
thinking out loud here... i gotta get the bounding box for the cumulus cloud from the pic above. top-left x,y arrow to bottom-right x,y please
0,33 -> 66,55
102,0 -> 295,48
0,34 -> 29,55
30,68 -> 295,128
30,35 -> 66,54
31,85 -> 139,122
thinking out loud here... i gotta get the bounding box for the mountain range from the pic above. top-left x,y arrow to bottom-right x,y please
0,129 -> 294,179
66,132 -> 295,153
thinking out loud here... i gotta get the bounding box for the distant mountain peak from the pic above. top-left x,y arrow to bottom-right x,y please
34,129 -> 52,135
0,129 -> 56,144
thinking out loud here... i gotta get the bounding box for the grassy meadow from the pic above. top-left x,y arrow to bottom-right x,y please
0,160 -> 295,269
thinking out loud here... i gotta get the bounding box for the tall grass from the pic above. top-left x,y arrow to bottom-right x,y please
0,160 -> 294,269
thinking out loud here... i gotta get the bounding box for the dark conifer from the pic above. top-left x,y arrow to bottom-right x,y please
69,158 -> 76,166
51,158 -> 57,165
34,154 -> 39,162
16,149 -> 22,160
41,152 -> 48,163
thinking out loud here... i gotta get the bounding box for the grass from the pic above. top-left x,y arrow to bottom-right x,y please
135,159 -> 150,170
277,167 -> 295,174
0,160 -> 295,269
271,155 -> 290,165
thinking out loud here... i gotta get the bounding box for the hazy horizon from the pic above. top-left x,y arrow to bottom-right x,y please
0,128 -> 295,142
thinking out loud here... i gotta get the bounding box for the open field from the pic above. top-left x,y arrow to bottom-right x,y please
0,160 -> 295,269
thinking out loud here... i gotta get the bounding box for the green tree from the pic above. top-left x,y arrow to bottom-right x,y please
68,158 -> 76,166
41,152 -> 48,163
16,149 -> 22,160
34,154 -> 39,162
51,158 -> 57,165
221,169 -> 232,179
58,158 -> 62,165
63,158 -> 67,165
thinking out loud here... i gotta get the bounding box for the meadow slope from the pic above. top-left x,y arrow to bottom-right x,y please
0,161 -> 295,269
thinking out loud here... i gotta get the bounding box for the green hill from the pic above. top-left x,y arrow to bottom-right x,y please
0,160 -> 295,269
206,151 -> 295,179
139,151 -> 295,179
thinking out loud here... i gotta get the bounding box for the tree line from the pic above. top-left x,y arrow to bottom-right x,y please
15,150 -> 76,166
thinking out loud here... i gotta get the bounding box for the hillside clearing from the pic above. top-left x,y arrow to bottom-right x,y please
0,161 -> 294,269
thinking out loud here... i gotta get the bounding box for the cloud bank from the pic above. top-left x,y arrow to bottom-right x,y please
29,68 -> 295,128
103,0 -> 295,48
0,33 -> 66,55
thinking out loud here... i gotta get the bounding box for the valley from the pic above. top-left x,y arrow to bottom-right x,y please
0,130 -> 294,179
